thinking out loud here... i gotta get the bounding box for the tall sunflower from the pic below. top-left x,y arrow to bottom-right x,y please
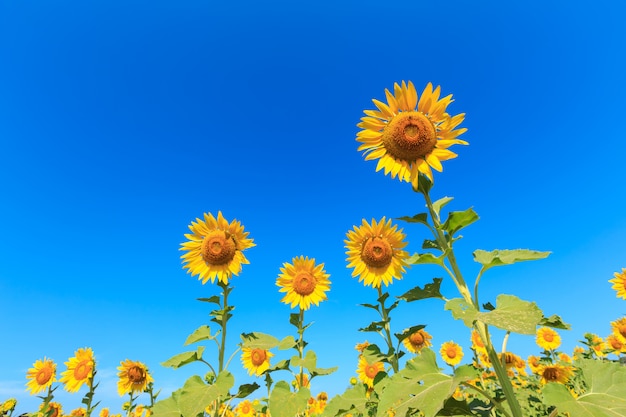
356,356 -> 385,388
60,347 -> 94,393
402,329 -> 432,354
117,360 -> 154,396
356,81 -> 467,188
276,256 -> 331,310
535,327 -> 561,351
440,341 -> 464,367
241,348 -> 273,376
181,212 -> 255,285
345,217 -> 409,288
609,268 -> 626,299
26,357 -> 56,395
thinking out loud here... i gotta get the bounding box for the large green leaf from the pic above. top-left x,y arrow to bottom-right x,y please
543,359 -> 626,416
161,346 -> 206,369
177,372 -> 234,417
397,213 -> 429,226
291,350 -> 317,371
407,252 -> 444,266
473,249 -> 550,271
442,208 -> 479,236
151,391 -> 182,417
398,278 -> 444,302
184,325 -> 219,345
321,385 -> 369,417
240,332 -> 280,349
445,295 -> 543,335
268,381 -> 310,417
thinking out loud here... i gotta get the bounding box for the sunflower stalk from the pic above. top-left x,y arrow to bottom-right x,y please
376,287 -> 399,373
296,308 -> 305,391
216,282 -> 233,373
420,184 -> 524,417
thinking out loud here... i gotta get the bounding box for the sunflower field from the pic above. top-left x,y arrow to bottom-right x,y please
7,81 -> 626,417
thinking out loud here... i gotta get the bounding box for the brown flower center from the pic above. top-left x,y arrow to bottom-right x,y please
293,272 -> 317,296
250,349 -> 267,366
543,367 -> 559,381
409,332 -> 425,346
381,111 -> 437,161
48,405 -> 60,417
128,366 -> 146,384
361,237 -> 393,268
201,231 -> 236,265
364,363 -> 380,379
74,360 -> 92,380
446,347 -> 457,359
618,324 -> 626,338
610,338 -> 623,350
36,366 -> 53,385
543,332 -> 554,343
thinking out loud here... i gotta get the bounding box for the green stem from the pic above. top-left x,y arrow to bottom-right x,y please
218,282 -> 231,373
297,309 -> 305,390
460,382 -> 512,417
377,287 -> 399,373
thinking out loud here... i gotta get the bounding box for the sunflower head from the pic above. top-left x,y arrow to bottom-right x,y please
276,256 -> 331,311
470,330 -> 487,354
345,217 -> 409,288
39,402 -> 62,417
117,360 -> 154,396
241,347 -> 273,376
536,327 -> 561,351
181,212 -> 255,285
2,399 -> 17,413
537,364 -> 574,385
60,348 -> 95,393
402,329 -> 432,354
440,341 -> 464,367
607,334 -> 626,354
234,400 -> 256,417
26,357 -> 57,395
356,356 -> 385,388
611,317 -> 626,343
609,268 -> 626,299
356,81 -> 467,189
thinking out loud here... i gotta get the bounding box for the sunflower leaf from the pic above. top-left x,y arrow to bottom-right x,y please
358,321 -> 385,332
407,252 -> 444,265
290,350 -> 317,372
432,196 -> 453,217
398,278 -> 444,302
397,213 -> 429,227
161,350 -> 202,369
311,366 -> 338,377
151,391 -> 183,417
473,249 -> 551,271
394,325 -> 426,343
196,296 -> 221,306
540,314 -> 571,330
268,359 -> 291,372
320,384 -> 369,417
422,239 -> 442,251
177,373 -> 234,417
442,208 -> 479,236
269,381 -> 310,417
240,332 -> 280,349
234,383 -> 260,399
359,303 -> 380,312
278,335 -> 296,350
184,325 -> 219,346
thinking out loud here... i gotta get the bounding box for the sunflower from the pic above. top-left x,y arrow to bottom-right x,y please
70,408 -> 86,417
402,329 -> 432,353
276,256 -> 331,310
536,327 -> 561,351
590,334 -> 607,357
292,373 -> 310,390
611,317 -> 626,343
345,217 -> 409,288
39,402 -> 62,417
60,348 -> 94,393
234,400 -> 255,417
440,341 -> 463,367
607,334 -> 626,354
537,364 -> 574,385
117,360 -> 153,396
470,329 -> 487,354
180,211 -> 255,285
609,268 -> 626,299
26,357 -> 56,395
356,81 -> 467,189
2,399 -> 17,413
356,356 -> 385,388
241,348 -> 273,376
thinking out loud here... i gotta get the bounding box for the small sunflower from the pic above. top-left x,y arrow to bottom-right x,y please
356,81 -> 467,188
527,355 -> 542,374
234,400 -> 255,417
537,364 -> 574,385
117,360 -> 154,396
241,347 -> 273,376
26,357 -> 56,395
70,408 -> 86,417
402,329 -> 432,353
355,341 -> 370,354
2,399 -> 17,414
181,212 -> 255,285
611,317 -> 626,343
39,402 -> 62,417
293,373 -> 310,389
536,327 -> 561,351
590,334 -> 607,357
60,348 -> 95,393
345,217 -> 409,288
607,334 -> 626,354
356,356 -> 385,388
276,256 -> 331,310
440,341 -> 463,367
470,329 -> 487,354
609,268 -> 626,299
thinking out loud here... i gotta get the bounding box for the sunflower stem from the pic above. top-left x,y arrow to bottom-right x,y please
217,282 -> 231,373
297,308 -> 305,390
376,287 -> 399,374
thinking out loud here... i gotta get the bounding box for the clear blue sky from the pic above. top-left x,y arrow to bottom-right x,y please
2,0 -> 626,414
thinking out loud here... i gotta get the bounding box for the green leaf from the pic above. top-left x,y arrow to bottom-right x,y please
359,303 -> 380,312
540,314 -> 571,330
394,325 -> 426,343
435,397 -> 475,416
417,174 -> 432,194
358,321 -> 385,332
161,348 -> 205,369
423,239 -> 443,251
398,278 -> 444,302
278,335 -> 296,350
289,313 -> 300,328
482,302 -> 495,311
473,249 -> 550,271
321,384 -> 369,417
291,350 -> 317,371
432,196 -> 453,217
240,332 -> 280,349
151,392 -> 183,417
234,383 -> 260,399
396,213 -> 429,226
407,252 -> 444,266
268,359 -> 291,372
196,296 -> 221,305
177,373 -> 234,417
442,208 -> 479,235
311,366 -> 338,377
269,381 -> 310,417
184,325 -> 219,346
543,359 -> 626,416
445,295 -> 543,335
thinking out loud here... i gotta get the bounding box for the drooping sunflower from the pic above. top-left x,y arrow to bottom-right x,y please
590,334 -> 607,357
276,256 -> 331,311
536,327 -> 561,351
470,329 -> 487,354
611,317 -> 626,343
181,211 -> 255,285
117,360 -> 154,396
60,347 -> 94,393
537,364 -> 574,385
440,341 -> 464,367
356,356 -> 385,388
345,217 -> 409,288
2,399 -> 17,414
241,348 -> 273,376
234,400 -> 255,417
26,357 -> 57,395
609,268 -> 626,299
402,329 -> 432,353
356,81 -> 467,189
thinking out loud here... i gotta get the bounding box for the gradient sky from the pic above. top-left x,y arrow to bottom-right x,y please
2,0 -> 626,414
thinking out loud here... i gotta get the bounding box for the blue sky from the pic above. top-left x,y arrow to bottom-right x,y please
2,0 -> 626,414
